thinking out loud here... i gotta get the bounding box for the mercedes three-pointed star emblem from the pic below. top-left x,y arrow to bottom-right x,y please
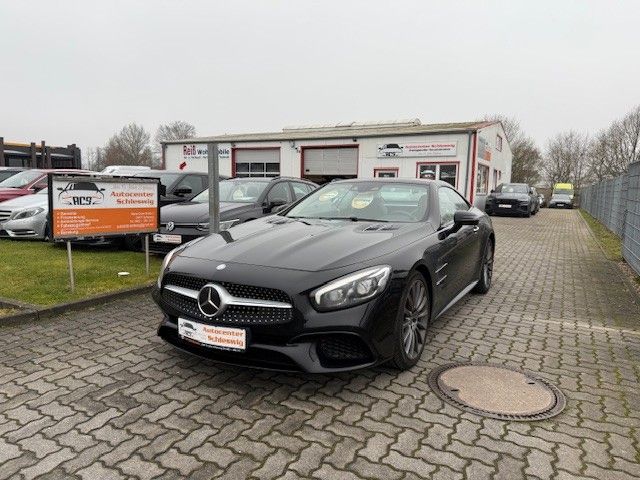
197,284 -> 227,317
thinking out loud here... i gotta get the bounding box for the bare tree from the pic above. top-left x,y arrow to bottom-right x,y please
544,131 -> 590,190
510,137 -> 542,185
103,123 -> 153,167
482,114 -> 522,144
155,121 -> 196,145
84,146 -> 106,171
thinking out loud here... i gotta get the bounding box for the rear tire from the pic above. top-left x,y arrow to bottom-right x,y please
473,239 -> 494,294
391,272 -> 430,370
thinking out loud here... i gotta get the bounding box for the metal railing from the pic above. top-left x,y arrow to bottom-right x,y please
580,161 -> 640,275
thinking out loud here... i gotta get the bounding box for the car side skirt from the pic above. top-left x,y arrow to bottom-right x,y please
434,280 -> 478,320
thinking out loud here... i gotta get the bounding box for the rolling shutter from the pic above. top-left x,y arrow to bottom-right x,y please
303,147 -> 358,175
235,149 -> 280,177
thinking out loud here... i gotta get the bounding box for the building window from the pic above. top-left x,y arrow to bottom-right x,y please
417,163 -> 458,188
476,164 -> 490,194
496,134 -> 503,152
374,168 -> 398,178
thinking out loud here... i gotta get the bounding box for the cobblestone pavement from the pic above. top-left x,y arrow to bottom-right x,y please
1,209 -> 639,480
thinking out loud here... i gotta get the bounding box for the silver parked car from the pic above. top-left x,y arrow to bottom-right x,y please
0,188 -> 50,239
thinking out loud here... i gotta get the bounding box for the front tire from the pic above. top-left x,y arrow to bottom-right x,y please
473,239 -> 494,294
391,272 -> 430,370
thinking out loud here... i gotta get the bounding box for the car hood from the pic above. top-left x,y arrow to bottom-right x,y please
0,188 -> 31,202
177,216 -> 433,272
489,192 -> 529,201
0,194 -> 47,210
161,201 -> 253,223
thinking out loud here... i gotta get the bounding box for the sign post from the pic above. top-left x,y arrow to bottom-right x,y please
145,234 -> 150,276
49,174 -> 161,289
208,142 -> 220,234
66,241 -> 75,292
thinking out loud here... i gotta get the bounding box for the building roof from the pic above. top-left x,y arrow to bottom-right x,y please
162,119 -> 498,145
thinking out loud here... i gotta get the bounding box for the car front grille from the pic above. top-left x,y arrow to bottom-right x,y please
0,210 -> 12,222
162,273 -> 293,325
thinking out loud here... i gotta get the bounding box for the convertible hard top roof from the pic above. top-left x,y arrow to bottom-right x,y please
330,178 -> 447,187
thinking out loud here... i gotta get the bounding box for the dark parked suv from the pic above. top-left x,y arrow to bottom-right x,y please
149,177 -> 317,253
134,171 -> 225,206
484,183 -> 538,217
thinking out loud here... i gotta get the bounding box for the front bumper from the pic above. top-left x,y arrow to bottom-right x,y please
485,202 -> 530,216
149,226 -> 204,254
153,261 -> 403,373
0,216 -> 46,239
549,202 -> 572,209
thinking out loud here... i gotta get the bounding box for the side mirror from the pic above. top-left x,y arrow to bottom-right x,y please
272,204 -> 288,214
490,189 -> 495,193
453,210 -> 480,226
173,187 -> 192,196
529,188 -> 534,194
264,199 -> 287,213
33,184 -> 47,191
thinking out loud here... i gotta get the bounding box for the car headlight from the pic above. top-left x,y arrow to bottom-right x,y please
12,207 -> 45,220
196,219 -> 240,232
157,237 -> 205,287
310,265 -> 391,311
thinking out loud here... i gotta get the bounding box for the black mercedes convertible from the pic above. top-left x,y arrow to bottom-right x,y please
153,179 -> 494,372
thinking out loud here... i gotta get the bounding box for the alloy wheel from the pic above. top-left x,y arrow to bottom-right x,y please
483,244 -> 494,287
402,278 -> 429,359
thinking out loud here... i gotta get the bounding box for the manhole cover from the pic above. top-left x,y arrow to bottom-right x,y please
427,362 -> 566,421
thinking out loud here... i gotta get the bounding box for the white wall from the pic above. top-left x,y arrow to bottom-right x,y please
163,127 -> 513,205
473,123 -> 513,207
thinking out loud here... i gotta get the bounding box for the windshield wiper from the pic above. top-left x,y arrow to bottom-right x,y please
325,217 -> 389,222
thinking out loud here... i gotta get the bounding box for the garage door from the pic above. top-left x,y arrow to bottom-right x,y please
234,149 -> 280,177
303,147 -> 358,175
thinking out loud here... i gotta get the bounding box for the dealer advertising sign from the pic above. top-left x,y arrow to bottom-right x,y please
377,141 -> 457,157
49,174 -> 160,239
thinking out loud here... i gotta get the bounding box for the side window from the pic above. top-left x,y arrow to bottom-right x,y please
267,182 -> 292,204
173,175 -> 202,195
438,187 -> 469,225
291,182 -> 313,200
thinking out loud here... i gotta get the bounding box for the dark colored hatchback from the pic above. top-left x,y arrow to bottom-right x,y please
149,177 -> 317,254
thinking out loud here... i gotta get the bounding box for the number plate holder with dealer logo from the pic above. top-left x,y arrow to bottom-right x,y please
178,318 -> 247,352
154,234 -> 182,244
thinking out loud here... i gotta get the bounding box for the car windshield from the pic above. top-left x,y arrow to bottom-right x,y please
0,171 -> 20,182
496,184 -> 528,194
285,181 -> 430,222
0,170 -> 43,188
553,188 -> 574,195
192,180 -> 269,203
135,172 -> 182,188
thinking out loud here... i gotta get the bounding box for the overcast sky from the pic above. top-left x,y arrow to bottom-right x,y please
1,0 -> 639,156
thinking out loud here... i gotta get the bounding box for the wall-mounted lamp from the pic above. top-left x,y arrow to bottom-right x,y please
352,138 -> 358,142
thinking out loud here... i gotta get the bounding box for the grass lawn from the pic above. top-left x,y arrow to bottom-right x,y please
0,240 -> 163,306
579,209 -> 623,261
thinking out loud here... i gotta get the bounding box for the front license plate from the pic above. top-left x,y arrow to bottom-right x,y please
557,203 -> 565,207
153,233 -> 182,244
498,204 -> 512,208
178,318 -> 247,351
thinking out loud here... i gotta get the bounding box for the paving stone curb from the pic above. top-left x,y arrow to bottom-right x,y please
0,283 -> 154,326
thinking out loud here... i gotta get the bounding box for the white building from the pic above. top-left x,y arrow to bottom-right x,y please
161,119 -> 512,207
